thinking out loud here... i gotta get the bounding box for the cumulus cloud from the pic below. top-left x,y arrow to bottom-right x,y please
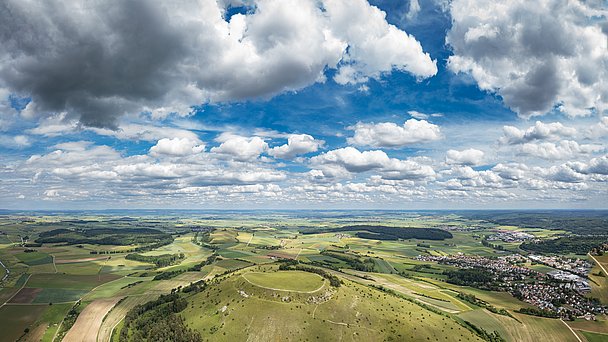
327,0 -> 437,85
588,117 -> 608,138
348,119 -> 441,148
446,148 -> 484,165
447,0 -> 608,117
268,134 -> 323,159
21,140 -> 287,196
575,155 -> 608,176
0,134 -> 31,148
211,134 -> 268,161
310,147 -> 435,180
500,121 -> 576,145
520,141 -> 603,160
0,0 -> 435,128
149,138 -> 205,157
311,147 -> 389,172
440,165 -> 508,190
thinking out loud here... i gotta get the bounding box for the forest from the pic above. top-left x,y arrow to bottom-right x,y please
125,253 -> 185,268
521,236 -> 608,255
302,225 -> 453,241
35,227 -> 172,246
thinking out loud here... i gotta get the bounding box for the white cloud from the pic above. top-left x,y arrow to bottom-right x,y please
310,146 -> 435,180
268,134 -> 323,159
311,147 -> 389,173
447,0 -> 608,117
28,114 -> 202,143
149,138 -> 205,157
520,141 -> 603,160
406,0 -> 421,20
588,117 -> 608,138
0,0 -> 435,128
500,121 -> 576,145
348,119 -> 441,148
446,148 -> 485,165
327,0 -> 437,85
576,155 -> 608,176
0,134 -> 31,148
89,123 -> 202,142
51,141 -> 93,151
211,133 -> 268,161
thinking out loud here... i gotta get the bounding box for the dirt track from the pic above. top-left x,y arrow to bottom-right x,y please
63,297 -> 122,342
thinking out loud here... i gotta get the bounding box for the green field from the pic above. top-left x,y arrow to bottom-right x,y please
83,276 -> 155,300
0,305 -> 47,341
26,273 -> 120,290
580,331 -> 608,342
32,288 -> 90,303
215,258 -> 252,270
242,271 -> 325,292
458,309 -> 574,342
40,303 -> 73,342
15,252 -> 53,266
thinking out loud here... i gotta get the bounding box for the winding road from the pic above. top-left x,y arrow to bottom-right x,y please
588,253 -> 608,276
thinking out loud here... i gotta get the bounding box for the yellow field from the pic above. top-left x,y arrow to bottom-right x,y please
63,297 -> 123,342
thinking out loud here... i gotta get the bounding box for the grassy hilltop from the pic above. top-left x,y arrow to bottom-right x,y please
122,265 -> 484,342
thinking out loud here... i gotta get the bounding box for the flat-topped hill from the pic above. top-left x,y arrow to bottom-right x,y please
173,267 -> 484,342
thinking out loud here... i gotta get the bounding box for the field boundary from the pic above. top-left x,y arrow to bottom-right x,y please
561,319 -> 583,342
0,273 -> 31,309
106,316 -> 124,342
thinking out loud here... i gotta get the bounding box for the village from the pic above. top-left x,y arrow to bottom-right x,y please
415,253 -> 606,319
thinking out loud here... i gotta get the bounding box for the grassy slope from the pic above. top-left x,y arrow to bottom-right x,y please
458,309 -> 575,342
180,268 -> 484,342
588,255 -> 608,305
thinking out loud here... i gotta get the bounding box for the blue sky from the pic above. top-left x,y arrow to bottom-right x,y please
0,0 -> 607,209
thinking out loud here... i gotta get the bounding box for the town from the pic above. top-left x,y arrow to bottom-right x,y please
415,253 -> 606,319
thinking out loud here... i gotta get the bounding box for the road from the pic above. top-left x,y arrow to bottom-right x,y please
560,319 -> 583,342
588,253 -> 608,276
0,259 -> 9,282
0,273 -> 31,309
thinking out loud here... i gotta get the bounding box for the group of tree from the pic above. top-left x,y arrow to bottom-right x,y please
153,270 -> 185,281
481,238 -> 505,251
590,241 -> 608,256
461,320 -> 506,342
188,253 -> 218,272
461,211 -> 608,236
457,293 -> 513,318
321,250 -> 376,272
521,236 -> 608,255
444,268 -> 498,290
125,252 -> 185,268
120,293 -> 201,341
514,307 -> 559,318
37,227 -> 173,247
301,225 -> 453,241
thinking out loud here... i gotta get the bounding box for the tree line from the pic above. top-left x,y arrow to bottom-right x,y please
301,225 -> 453,241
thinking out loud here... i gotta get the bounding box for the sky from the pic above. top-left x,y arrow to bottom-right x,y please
0,0 -> 607,210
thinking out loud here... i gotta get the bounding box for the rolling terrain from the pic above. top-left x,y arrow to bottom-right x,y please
0,211 -> 606,341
